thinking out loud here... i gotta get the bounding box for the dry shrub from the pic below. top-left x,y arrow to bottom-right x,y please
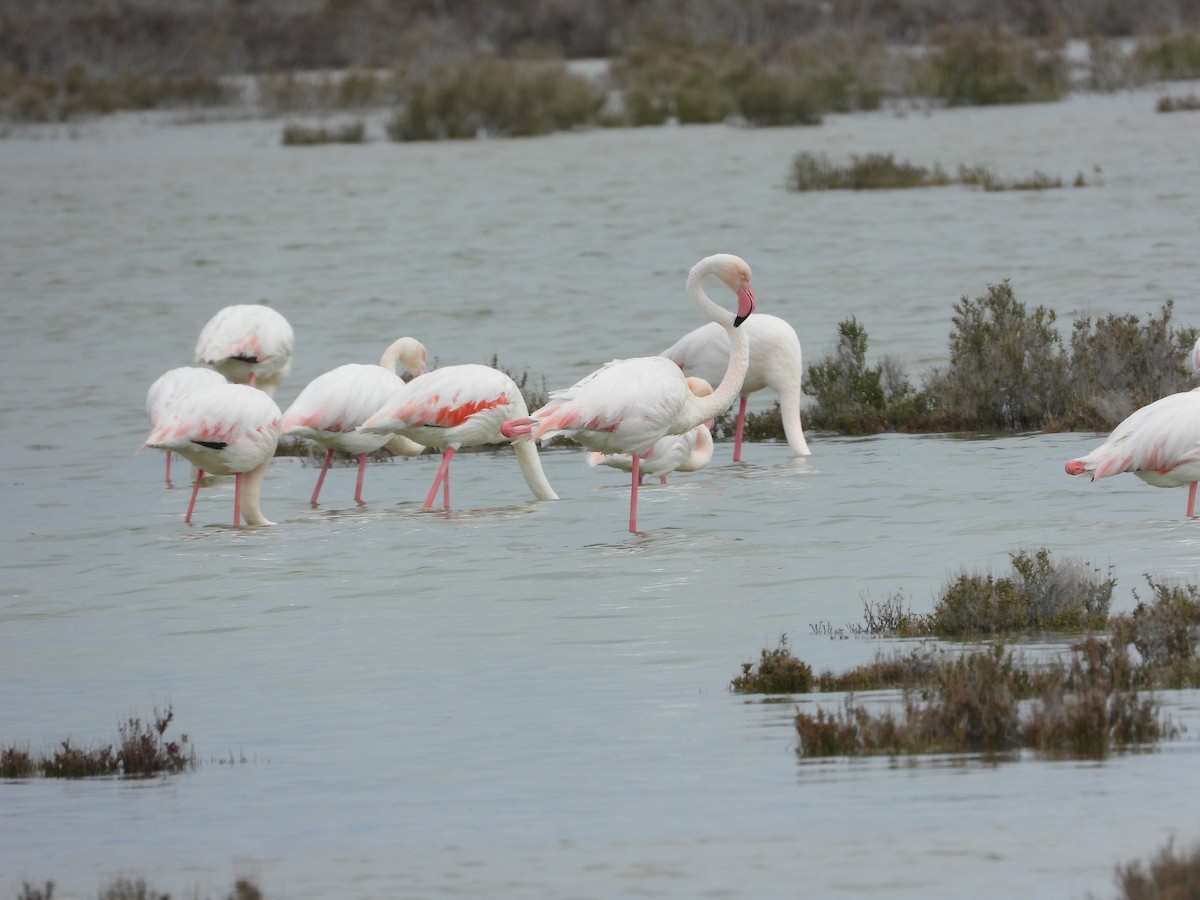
731,634 -> 813,693
918,24 -> 1068,106
1116,839 -> 1200,900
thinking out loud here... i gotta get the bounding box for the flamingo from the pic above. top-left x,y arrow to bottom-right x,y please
503,253 -> 756,533
145,366 -> 227,486
1065,388 -> 1200,517
661,312 -> 810,461
281,338 -> 428,507
143,383 -> 282,526
359,363 -> 558,511
195,304 -> 295,396
587,377 -> 716,484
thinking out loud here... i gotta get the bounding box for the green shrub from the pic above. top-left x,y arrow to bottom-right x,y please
920,25 -> 1067,106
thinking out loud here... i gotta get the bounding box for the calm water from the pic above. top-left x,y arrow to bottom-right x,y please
2,86 -> 1200,899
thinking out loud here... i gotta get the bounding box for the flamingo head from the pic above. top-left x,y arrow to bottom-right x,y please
382,337 -> 428,378
712,256 -> 756,327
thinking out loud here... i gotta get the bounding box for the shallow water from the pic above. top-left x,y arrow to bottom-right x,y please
2,87 -> 1200,899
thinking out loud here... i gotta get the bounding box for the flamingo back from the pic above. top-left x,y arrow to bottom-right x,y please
145,383 -> 282,476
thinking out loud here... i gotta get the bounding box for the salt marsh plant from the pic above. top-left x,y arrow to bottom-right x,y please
1115,838 -> 1200,899
917,25 -> 1068,106
1,704 -> 194,779
387,55 -> 604,140
281,121 -> 366,145
788,152 -> 952,191
731,634 -> 814,693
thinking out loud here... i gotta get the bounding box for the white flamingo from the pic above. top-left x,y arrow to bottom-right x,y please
359,363 -> 558,511
145,366 -> 227,486
143,383 -> 282,526
503,253 -> 756,532
587,377 -> 716,484
195,304 -> 295,396
661,312 -> 810,460
281,338 -> 428,507
1065,388 -> 1200,517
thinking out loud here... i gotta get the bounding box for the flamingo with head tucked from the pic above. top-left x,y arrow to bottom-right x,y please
143,382 -> 282,526
503,253 -> 756,533
661,312 -> 810,461
145,366 -> 227,486
195,304 -> 294,396
1065,388 -> 1200,517
359,363 -> 558,511
586,377 -> 716,484
282,338 -> 429,507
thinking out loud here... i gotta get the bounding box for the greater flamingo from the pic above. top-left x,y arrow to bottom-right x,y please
281,338 -> 428,507
1065,388 -> 1200,517
359,363 -> 558,510
145,366 -> 227,486
504,253 -> 756,533
144,383 -> 282,526
587,377 -> 716,484
195,304 -> 295,396
661,312 -> 810,460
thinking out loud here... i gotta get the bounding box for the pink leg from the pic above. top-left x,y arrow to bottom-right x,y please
629,454 -> 641,533
659,476 -> 667,485
165,452 -> 173,487
1188,482 -> 1197,518
424,447 -> 456,510
732,396 -> 748,462
248,371 -> 258,388
234,472 -> 243,526
185,469 -> 205,524
310,449 -> 334,507
354,453 -> 368,505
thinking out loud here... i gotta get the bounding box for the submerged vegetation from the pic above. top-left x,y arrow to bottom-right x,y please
1,704 -> 194,779
733,553 -> 1200,759
17,877 -> 263,900
787,151 -> 1090,192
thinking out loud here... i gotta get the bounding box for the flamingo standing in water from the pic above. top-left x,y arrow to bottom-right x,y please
359,363 -> 558,510
281,338 -> 428,507
145,366 -> 227,486
143,383 -> 282,526
661,312 -> 810,461
587,377 -> 716,484
1065,388 -> 1200,517
504,253 -> 756,533
195,304 -> 295,396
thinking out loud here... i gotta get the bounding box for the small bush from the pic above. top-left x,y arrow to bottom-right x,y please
1111,578 -> 1200,687
731,634 -> 813,693
281,121 -> 366,145
919,25 -> 1067,106
1157,93 -> 1200,112
1116,839 -> 1200,900
1132,30 -> 1200,80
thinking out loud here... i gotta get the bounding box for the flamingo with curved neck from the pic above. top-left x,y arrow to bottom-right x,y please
503,253 -> 756,532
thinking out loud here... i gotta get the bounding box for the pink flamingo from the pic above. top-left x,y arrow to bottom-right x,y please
195,304 -> 294,396
504,253 -> 756,533
144,383 -> 282,526
145,366 -> 227,486
661,312 -> 810,461
1065,388 -> 1200,517
281,338 -> 428,507
359,363 -> 558,510
587,377 -> 716,484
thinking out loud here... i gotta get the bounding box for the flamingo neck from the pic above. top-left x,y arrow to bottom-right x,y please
681,259 -> 753,429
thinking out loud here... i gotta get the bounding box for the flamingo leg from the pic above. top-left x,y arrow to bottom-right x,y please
629,454 -> 641,533
733,396 -> 748,462
1188,482 -> 1197,518
310,449 -> 335,507
659,476 -> 668,485
165,452 -> 173,488
354,453 -> 369,505
424,447 -> 456,510
234,471 -> 243,526
185,469 -> 205,524
248,371 -> 258,388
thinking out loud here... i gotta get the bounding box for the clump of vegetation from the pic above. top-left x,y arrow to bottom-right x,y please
258,69 -> 404,115
1111,578 -> 1200,688
1115,838 -> 1200,900
18,877 -> 263,900
386,55 -> 604,140
731,634 -> 814,693
917,25 -> 1068,106
788,152 -> 951,191
800,286 -> 1196,437
2,704 -> 194,779
793,641 -> 1170,758
929,549 -> 1114,638
0,66 -> 238,122
1131,29 -> 1200,80
801,317 -> 929,433
1156,93 -> 1200,111
281,121 -> 366,145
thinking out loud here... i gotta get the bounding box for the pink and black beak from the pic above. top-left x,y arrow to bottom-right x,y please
734,281 -> 756,327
